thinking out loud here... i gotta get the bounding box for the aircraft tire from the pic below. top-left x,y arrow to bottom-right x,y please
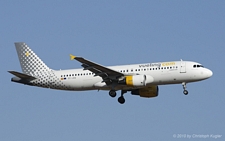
118,96 -> 125,104
109,90 -> 116,98
183,90 -> 188,95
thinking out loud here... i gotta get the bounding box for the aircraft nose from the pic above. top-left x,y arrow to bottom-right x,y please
206,69 -> 213,78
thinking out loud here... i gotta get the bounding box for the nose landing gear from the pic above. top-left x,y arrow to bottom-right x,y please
182,82 -> 188,95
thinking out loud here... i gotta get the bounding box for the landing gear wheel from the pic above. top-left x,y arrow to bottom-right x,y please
109,90 -> 116,98
182,82 -> 188,95
183,90 -> 188,95
118,96 -> 125,104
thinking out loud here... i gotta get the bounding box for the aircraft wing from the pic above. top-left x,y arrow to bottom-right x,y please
70,55 -> 124,84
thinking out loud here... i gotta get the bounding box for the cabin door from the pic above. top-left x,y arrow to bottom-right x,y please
180,61 -> 186,73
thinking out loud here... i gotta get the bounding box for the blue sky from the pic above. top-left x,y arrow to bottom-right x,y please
1,1 -> 224,141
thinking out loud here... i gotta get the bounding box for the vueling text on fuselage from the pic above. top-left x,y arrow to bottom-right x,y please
139,62 -> 175,68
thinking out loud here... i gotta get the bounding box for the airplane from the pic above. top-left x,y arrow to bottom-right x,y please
8,42 -> 213,104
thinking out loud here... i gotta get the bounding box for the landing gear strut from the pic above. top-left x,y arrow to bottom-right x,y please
182,82 -> 188,95
118,90 -> 127,104
109,90 -> 127,104
109,90 -> 116,98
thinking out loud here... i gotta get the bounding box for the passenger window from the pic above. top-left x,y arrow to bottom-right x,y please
193,65 -> 196,68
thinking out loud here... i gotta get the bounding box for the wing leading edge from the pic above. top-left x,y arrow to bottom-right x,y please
70,54 -> 124,84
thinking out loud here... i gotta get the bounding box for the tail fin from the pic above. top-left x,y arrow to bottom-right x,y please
15,42 -> 51,75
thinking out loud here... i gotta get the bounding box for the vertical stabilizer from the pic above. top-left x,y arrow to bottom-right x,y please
15,42 -> 51,75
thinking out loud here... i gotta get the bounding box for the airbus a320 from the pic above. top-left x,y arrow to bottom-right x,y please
9,42 -> 213,104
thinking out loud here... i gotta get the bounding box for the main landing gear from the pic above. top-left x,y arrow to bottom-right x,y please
182,82 -> 188,95
118,90 -> 127,104
109,90 -> 116,98
109,90 -> 127,104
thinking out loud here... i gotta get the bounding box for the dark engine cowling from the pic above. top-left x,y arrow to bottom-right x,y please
131,85 -> 159,98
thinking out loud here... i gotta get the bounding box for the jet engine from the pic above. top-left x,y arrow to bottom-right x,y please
122,75 -> 154,86
131,85 -> 159,98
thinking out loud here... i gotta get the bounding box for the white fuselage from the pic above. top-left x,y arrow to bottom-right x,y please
46,61 -> 212,91
10,42 -> 213,104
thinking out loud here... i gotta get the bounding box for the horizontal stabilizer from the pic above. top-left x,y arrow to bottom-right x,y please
8,71 -> 36,80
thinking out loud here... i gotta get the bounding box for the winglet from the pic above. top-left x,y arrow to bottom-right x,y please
70,54 -> 76,60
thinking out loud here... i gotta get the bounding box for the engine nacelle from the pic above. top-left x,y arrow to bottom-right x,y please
125,75 -> 154,86
131,86 -> 159,98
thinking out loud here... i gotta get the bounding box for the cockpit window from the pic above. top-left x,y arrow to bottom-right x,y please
197,65 -> 204,68
193,64 -> 204,68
